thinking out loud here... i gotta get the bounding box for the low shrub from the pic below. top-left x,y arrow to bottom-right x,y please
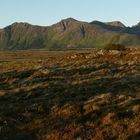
104,43 -> 126,51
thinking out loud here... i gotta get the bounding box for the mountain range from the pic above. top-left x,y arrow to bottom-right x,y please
0,18 -> 140,50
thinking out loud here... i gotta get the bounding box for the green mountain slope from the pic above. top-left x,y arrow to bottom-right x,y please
0,18 -> 140,50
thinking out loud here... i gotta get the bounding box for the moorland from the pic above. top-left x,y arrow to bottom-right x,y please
0,48 -> 140,140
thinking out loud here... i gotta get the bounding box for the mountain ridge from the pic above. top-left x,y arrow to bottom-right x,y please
0,18 -> 140,50
105,21 -> 126,28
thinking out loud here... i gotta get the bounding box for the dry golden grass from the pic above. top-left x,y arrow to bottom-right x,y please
0,48 -> 140,140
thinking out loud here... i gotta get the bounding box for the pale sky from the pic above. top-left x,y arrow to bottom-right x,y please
0,0 -> 140,28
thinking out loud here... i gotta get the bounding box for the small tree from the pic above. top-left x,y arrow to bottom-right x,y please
104,43 -> 126,51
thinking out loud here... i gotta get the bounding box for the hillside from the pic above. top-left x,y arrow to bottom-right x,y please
0,48 -> 140,139
0,18 -> 140,50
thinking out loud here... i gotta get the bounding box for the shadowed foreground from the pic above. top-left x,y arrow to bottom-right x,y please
0,48 -> 140,140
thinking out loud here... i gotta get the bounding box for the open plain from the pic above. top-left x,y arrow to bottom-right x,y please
0,48 -> 140,140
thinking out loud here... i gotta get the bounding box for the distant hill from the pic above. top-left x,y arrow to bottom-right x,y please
0,18 -> 140,50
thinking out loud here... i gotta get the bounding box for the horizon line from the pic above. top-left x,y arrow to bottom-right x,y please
0,17 -> 139,29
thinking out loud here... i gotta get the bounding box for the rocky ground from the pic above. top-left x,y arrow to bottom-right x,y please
0,48 -> 140,140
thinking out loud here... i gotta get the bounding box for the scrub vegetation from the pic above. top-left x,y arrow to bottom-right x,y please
0,48 -> 140,140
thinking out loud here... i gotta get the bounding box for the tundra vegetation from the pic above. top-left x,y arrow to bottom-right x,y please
0,48 -> 140,140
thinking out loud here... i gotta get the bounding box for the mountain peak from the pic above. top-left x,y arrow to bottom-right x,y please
10,22 -> 31,27
106,21 -> 126,28
90,20 -> 105,26
61,17 -> 78,22
60,18 -> 80,25
52,17 -> 81,31
133,22 -> 140,27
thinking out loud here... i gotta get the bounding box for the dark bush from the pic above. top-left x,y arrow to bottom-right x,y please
104,43 -> 126,51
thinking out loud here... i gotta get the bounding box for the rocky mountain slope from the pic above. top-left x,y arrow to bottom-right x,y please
0,18 -> 140,50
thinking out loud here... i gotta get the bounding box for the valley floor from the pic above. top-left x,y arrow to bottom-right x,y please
0,48 -> 140,140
